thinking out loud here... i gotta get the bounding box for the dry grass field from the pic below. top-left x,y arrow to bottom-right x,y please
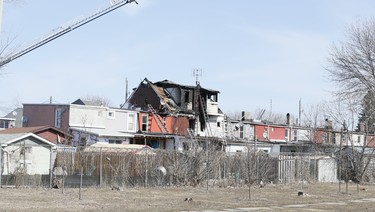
0,183 -> 375,211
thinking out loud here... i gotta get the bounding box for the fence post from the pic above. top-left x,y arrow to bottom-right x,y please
145,137 -> 148,188
100,147 -> 103,187
49,146 -> 53,188
0,147 -> 2,189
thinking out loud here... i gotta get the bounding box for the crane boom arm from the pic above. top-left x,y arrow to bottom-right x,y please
0,0 -> 138,67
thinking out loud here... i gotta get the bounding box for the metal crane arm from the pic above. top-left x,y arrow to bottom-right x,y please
0,0 -> 138,67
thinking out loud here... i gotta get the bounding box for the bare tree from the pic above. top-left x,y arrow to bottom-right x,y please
326,19 -> 375,102
0,0 -> 26,72
81,95 -> 111,107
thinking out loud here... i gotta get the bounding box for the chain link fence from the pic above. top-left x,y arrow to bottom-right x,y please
0,147 -> 355,188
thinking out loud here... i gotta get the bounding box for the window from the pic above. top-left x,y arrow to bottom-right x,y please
128,114 -> 135,131
142,115 -> 148,132
285,128 -> 289,141
240,125 -> 244,139
293,130 -> 298,141
217,122 -> 221,127
0,120 -> 9,129
107,111 -> 115,119
109,139 -> 122,144
55,108 -> 62,128
184,91 -> 190,103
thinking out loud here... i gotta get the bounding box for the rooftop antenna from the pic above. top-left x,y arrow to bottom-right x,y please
125,77 -> 128,102
193,69 -> 202,85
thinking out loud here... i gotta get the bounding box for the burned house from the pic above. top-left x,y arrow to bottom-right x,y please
124,78 -> 225,150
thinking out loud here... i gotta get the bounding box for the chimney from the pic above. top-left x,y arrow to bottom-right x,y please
241,111 -> 251,121
359,121 -> 365,132
325,118 -> 333,129
286,113 -> 290,125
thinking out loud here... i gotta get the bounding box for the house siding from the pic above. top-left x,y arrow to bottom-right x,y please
23,104 -> 70,133
2,137 -> 53,175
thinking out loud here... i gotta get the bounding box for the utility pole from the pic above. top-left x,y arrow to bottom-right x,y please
299,99 -> 302,126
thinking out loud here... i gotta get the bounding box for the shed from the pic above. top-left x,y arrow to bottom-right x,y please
312,156 -> 338,183
0,133 -> 56,175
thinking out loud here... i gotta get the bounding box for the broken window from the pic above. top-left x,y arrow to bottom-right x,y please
184,91 -> 190,103
142,115 -> 148,132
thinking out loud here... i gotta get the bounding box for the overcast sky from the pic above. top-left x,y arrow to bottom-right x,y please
1,0 -> 374,117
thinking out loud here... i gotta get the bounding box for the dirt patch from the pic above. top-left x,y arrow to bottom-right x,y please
0,183 -> 374,211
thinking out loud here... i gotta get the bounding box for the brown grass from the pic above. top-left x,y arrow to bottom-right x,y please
0,183 -> 375,211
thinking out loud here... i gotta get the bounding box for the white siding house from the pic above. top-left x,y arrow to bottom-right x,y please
69,104 -> 138,146
0,133 -> 55,175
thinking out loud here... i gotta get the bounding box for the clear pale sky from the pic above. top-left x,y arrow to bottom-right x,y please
0,0 -> 374,117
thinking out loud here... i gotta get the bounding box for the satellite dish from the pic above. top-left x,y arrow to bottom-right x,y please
22,116 -> 28,123
263,132 -> 268,139
12,111 -> 17,116
156,166 -> 167,176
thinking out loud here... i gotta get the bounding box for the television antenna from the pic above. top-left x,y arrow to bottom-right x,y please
193,69 -> 202,85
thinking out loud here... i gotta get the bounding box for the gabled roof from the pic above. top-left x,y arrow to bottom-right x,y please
0,125 -> 72,138
0,133 -> 56,147
72,98 -> 104,106
4,107 -> 22,119
128,78 -> 179,112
